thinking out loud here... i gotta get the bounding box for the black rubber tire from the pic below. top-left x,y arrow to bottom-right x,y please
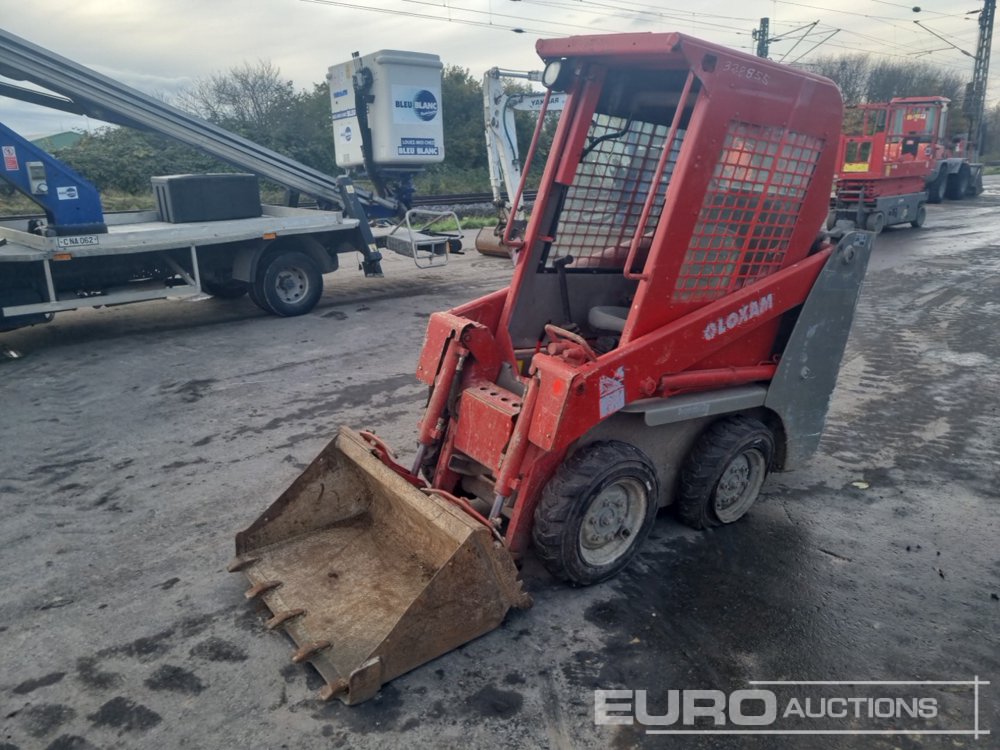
865,211 -> 885,234
202,279 -> 249,299
676,415 -> 775,530
910,204 -> 926,229
971,171 -> 984,196
254,250 -> 322,317
945,165 -> 971,201
926,171 -> 947,204
532,441 -> 658,586
247,283 -> 271,313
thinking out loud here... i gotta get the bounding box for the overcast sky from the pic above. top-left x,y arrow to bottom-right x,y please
0,0 -> 993,137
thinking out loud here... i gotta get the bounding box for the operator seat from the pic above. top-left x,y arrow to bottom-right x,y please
588,305 -> 629,333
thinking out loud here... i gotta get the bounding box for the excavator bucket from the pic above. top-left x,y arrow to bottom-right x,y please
230,427 -> 531,705
474,226 -> 512,257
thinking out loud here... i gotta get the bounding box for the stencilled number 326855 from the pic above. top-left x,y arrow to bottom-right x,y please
722,60 -> 770,86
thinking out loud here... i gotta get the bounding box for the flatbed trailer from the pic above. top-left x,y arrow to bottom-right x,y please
0,204 -> 369,329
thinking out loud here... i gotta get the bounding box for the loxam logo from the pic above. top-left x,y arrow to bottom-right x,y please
703,293 -> 773,341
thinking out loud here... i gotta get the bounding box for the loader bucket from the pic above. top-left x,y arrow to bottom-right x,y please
230,427 -> 531,705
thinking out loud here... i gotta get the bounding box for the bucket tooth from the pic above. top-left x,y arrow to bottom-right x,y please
318,679 -> 350,701
292,640 -> 331,663
227,556 -> 258,573
232,426 -> 531,704
245,580 -> 281,599
265,608 -> 305,630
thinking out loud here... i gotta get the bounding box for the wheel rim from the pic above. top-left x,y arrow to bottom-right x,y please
579,478 -> 647,566
274,266 -> 310,304
713,448 -> 767,523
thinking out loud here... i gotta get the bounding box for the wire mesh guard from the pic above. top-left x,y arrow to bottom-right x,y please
545,114 -> 684,271
673,122 -> 823,303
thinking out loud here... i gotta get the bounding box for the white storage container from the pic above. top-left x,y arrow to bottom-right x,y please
327,50 -> 445,169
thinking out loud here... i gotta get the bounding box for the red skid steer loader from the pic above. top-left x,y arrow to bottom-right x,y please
231,32 -> 873,705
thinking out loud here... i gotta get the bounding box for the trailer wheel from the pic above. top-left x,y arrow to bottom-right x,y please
910,204 -> 927,229
927,171 -> 947,204
865,211 -> 885,234
533,441 -> 658,586
676,415 -> 774,530
255,251 -> 323,317
945,165 -> 971,200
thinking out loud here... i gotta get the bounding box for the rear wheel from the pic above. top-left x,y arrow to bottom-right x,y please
945,165 -> 971,200
254,250 -> 322,317
972,171 -> 984,196
910,204 -> 927,229
533,441 -> 658,585
927,171 -> 947,204
676,415 -> 774,530
0,287 -> 49,331
248,280 -> 271,313
865,211 -> 885,234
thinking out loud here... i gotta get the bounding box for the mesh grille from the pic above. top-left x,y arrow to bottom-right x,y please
673,122 -> 823,303
546,114 -> 684,270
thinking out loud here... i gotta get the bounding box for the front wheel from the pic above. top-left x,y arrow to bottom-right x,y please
927,171 -> 947,204
533,441 -> 658,586
254,250 -> 323,317
971,171 -> 984,196
910,204 -> 927,229
865,211 -> 885,234
945,165 -> 971,200
676,415 -> 774,529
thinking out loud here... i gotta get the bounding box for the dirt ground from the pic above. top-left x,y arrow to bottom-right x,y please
1,185 -> 998,749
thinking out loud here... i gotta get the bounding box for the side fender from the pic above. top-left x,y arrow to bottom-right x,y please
232,235 -> 338,283
764,230 -> 873,468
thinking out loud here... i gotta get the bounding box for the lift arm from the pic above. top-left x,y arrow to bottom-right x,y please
0,28 -> 398,218
482,68 -> 566,213
0,121 -> 105,234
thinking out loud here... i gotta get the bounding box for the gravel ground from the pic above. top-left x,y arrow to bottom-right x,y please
1,185 -> 998,749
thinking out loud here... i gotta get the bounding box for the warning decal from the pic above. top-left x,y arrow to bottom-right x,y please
599,366 -> 626,418
2,146 -> 17,171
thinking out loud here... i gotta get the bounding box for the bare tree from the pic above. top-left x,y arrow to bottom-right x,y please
803,54 -> 871,106
866,59 -> 965,105
173,60 -> 335,174
802,54 -> 966,117
176,60 -> 298,141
